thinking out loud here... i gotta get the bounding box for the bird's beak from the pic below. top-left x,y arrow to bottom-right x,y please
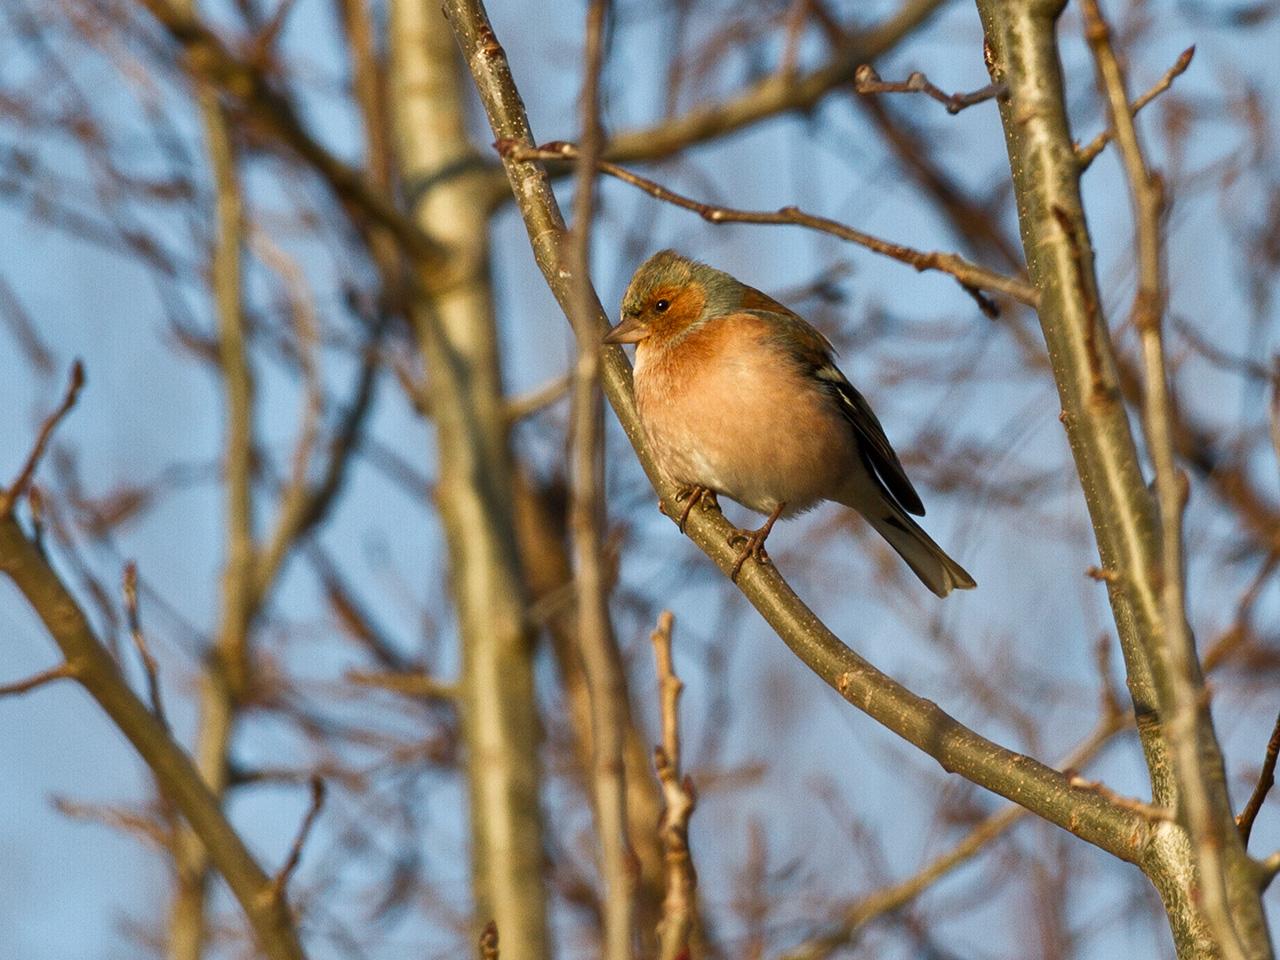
603,315 -> 649,344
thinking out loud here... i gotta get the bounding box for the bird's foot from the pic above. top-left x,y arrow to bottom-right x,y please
728,503 -> 786,582
673,484 -> 718,533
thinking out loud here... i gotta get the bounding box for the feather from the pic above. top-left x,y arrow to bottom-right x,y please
738,286 -> 926,517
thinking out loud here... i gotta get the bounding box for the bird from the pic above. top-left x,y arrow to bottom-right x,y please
604,249 -> 975,598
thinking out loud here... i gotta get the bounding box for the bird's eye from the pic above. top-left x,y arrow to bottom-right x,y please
654,299 -> 670,313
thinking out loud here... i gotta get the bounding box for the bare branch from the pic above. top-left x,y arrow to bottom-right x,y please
0,662 -> 75,697
853,64 -> 1006,114
345,669 -> 457,701
474,0 -> 949,207
1079,1 -> 1257,954
1065,771 -> 1173,821
130,0 -> 450,279
1237,710 -> 1280,847
567,5 -> 637,959
1077,46 -> 1196,171
52,796 -> 171,850
650,611 -> 697,960
446,0 -> 1154,870
0,360 -> 84,519
123,561 -> 167,729
503,141 -> 1037,308
272,776 -> 326,901
0,515 -> 306,960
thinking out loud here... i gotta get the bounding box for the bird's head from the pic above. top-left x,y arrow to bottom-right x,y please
605,249 -> 741,346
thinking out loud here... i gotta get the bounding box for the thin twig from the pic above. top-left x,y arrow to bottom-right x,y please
272,776 -> 326,901
505,373 -> 572,423
503,141 -> 1037,308
0,360 -> 84,518
0,663 -> 75,696
52,796 -> 171,850
569,6 -> 635,959
1236,710 -> 1280,847
251,231 -> 325,595
1076,46 -> 1195,171
853,64 -> 1005,114
123,561 -> 168,729
650,611 -> 697,960
1065,771 -> 1173,821
344,669 -> 456,701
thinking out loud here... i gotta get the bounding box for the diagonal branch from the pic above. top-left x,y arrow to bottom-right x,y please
1237,710 -> 1280,848
473,0 -> 950,209
444,0 -> 1153,868
781,703 -> 1129,960
0,515 -> 306,960
1076,45 -> 1196,171
0,360 -> 84,519
505,141 -> 1037,309
129,0 -> 449,279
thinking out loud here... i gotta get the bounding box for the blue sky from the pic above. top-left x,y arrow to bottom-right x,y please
2,0 -> 1279,957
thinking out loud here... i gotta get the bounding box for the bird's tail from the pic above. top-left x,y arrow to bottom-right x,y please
865,506 -> 976,599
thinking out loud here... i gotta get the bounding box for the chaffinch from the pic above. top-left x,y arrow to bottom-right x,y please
605,249 -> 975,597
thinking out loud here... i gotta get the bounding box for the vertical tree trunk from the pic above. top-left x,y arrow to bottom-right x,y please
389,3 -> 549,957
974,2 -> 1272,956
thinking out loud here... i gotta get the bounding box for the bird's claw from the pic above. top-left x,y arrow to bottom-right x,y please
672,484 -> 717,533
727,503 -> 786,581
728,527 -> 771,581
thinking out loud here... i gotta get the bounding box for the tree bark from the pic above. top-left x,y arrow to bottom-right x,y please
389,2 -> 548,956
974,2 -> 1272,955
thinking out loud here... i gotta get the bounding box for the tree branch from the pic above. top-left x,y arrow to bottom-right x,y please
0,360 -> 84,519
1236,710 -> 1280,848
650,611 -> 697,960
1081,4 -> 1254,958
0,515 -> 306,960
445,0 -> 1153,868
977,1 -> 1269,955
853,64 -> 1006,114
1076,45 -> 1196,171
567,5 -> 636,959
505,141 -> 1037,309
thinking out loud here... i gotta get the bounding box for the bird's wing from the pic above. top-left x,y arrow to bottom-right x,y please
740,286 -> 926,517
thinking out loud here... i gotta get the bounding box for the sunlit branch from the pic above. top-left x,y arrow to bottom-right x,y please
1236,711 -> 1280,848
650,612 -> 697,960
1076,46 -> 1196,171
445,0 -> 1153,869
1081,4 -> 1250,958
854,64 -> 1006,114
504,141 -> 1037,309
0,360 -> 84,519
0,515 -> 307,960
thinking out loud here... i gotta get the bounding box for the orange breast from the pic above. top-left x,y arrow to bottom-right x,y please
633,314 -> 857,515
